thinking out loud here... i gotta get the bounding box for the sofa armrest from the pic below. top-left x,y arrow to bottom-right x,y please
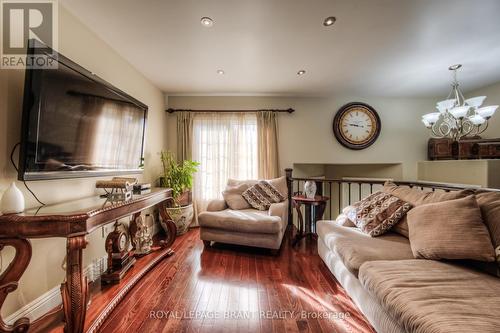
269,200 -> 288,222
206,199 -> 228,212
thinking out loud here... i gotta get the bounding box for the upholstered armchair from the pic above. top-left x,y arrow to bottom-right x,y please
198,176 -> 289,253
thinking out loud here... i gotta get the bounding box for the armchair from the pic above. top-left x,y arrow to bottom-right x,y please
198,177 -> 289,253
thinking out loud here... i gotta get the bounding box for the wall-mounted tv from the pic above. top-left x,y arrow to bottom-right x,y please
19,40 -> 147,181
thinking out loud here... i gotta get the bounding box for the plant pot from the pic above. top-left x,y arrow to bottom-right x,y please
161,204 -> 194,235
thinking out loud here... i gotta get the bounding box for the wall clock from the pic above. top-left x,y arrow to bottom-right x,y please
333,102 -> 381,150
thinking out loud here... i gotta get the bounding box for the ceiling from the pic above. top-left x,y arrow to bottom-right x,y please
60,0 -> 500,97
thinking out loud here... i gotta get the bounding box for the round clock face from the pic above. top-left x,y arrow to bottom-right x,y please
118,233 -> 127,251
333,103 -> 381,150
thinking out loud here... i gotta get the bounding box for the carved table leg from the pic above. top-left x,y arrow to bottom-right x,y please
292,201 -> 304,247
0,238 -> 32,333
61,236 -> 88,333
158,199 -> 177,255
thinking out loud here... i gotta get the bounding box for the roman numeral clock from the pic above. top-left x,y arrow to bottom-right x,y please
333,102 -> 381,150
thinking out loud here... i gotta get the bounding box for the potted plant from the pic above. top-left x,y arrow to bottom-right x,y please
159,151 -> 199,235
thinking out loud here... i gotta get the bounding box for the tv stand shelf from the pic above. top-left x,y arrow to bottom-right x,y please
0,188 -> 176,333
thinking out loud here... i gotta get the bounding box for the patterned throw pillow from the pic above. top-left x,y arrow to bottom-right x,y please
353,192 -> 412,237
344,191 -> 383,223
242,181 -> 286,211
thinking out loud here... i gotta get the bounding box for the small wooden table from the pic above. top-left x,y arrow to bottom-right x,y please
0,188 -> 176,333
292,195 -> 330,246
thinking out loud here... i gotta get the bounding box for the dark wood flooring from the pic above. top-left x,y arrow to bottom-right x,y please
99,228 -> 375,333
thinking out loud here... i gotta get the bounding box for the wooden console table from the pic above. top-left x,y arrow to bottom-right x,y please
0,188 -> 176,333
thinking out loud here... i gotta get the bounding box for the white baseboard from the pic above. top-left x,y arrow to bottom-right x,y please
5,285 -> 62,324
5,255 -> 107,325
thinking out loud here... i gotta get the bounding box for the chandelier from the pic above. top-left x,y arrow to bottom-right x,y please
422,64 -> 498,141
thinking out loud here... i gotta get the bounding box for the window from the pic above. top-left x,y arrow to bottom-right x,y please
192,113 -> 258,210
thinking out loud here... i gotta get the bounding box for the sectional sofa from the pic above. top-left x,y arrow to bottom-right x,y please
317,182 -> 500,333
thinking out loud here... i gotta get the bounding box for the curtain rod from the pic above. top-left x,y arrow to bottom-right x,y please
166,108 -> 295,114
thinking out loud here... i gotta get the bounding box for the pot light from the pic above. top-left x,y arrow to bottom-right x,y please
217,69 -> 225,75
201,17 -> 214,27
297,70 -> 306,76
323,16 -> 336,26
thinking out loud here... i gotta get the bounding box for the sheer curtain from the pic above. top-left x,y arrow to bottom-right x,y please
192,112 -> 258,212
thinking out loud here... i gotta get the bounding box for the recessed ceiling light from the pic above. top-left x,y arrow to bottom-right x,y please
297,70 -> 306,76
323,16 -> 336,26
201,17 -> 214,27
217,69 -> 225,75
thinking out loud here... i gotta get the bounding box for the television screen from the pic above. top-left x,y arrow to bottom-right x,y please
19,40 -> 147,180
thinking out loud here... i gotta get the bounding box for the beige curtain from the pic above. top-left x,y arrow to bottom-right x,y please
176,111 -> 193,161
257,111 -> 280,179
175,111 -> 199,226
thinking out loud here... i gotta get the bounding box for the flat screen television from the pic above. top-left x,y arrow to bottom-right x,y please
19,40 -> 147,181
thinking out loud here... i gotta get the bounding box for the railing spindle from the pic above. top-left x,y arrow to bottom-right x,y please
329,182 -> 332,220
338,182 -> 341,215
348,183 -> 352,206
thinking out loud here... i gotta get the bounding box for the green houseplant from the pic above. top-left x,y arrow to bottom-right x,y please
159,151 -> 199,235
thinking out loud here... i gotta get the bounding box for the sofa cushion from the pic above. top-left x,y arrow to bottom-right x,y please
359,259 -> 500,333
198,209 -> 282,234
316,221 -> 414,276
222,183 -> 252,210
242,181 -> 285,211
382,182 -> 474,237
352,192 -> 412,237
407,195 -> 495,261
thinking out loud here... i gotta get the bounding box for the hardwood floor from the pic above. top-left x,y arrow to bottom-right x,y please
99,228 -> 375,333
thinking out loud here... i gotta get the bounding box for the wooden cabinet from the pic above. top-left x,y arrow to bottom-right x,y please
428,138 -> 500,160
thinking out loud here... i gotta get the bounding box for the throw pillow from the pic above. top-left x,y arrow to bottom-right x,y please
222,183 -> 252,210
341,191 -> 388,228
475,190 -> 500,250
242,180 -> 286,211
407,195 -> 496,262
382,182 -> 475,238
352,192 -> 412,237
228,176 -> 288,197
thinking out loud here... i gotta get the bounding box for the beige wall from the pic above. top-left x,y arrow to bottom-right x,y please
167,95 -> 435,180
0,7 -> 167,316
417,160 -> 500,188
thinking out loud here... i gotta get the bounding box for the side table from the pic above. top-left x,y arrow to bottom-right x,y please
292,195 -> 330,246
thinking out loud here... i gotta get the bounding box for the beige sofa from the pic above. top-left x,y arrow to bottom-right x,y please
317,186 -> 500,333
198,177 -> 288,252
